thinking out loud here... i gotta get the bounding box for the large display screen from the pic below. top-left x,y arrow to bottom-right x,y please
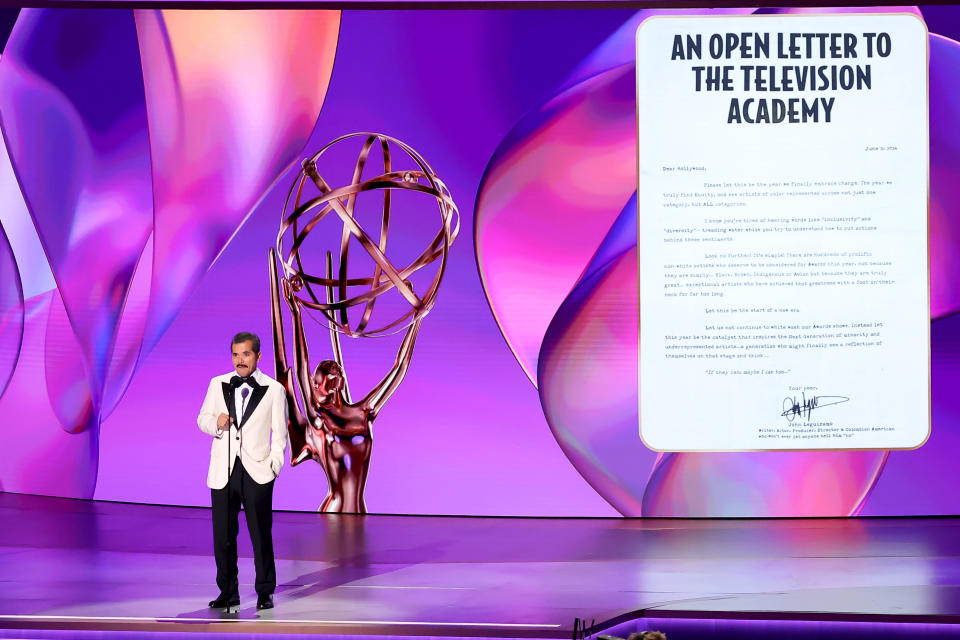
0,6 -> 957,517
637,14 -> 930,452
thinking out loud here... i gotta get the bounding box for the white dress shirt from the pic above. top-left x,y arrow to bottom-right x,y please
233,370 -> 261,423
217,369 -> 266,438
217,369 -> 262,460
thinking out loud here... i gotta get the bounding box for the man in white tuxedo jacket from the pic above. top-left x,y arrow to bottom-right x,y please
197,332 -> 287,611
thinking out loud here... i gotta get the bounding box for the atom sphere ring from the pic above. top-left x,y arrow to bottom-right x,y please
275,132 -> 459,338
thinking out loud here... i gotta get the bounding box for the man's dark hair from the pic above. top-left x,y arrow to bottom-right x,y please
231,332 -> 261,353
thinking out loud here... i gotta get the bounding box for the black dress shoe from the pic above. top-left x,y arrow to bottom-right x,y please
209,594 -> 240,610
256,594 -> 274,610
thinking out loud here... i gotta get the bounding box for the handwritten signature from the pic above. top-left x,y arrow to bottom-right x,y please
781,392 -> 850,422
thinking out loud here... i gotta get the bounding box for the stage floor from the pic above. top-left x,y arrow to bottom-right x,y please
2,492 -> 960,638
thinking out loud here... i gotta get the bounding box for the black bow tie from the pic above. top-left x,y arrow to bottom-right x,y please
230,375 -> 258,389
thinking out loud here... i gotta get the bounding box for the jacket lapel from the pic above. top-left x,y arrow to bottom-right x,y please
239,385 -> 267,429
221,381 -> 238,427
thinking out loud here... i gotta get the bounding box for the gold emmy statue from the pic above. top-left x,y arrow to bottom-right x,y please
269,132 -> 459,513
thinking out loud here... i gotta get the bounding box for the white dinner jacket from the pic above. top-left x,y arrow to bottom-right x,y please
197,369 -> 288,489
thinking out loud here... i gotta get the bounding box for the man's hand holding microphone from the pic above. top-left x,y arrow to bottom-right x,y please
216,413 -> 234,436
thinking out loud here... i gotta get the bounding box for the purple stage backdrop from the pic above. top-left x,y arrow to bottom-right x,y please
0,6 -> 959,517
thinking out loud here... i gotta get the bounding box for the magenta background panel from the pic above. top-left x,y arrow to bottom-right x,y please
0,7 -> 956,516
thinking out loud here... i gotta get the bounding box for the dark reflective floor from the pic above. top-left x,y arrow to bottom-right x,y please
2,492 -> 960,638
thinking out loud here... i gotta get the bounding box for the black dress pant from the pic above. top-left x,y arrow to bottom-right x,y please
211,459 -> 276,598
